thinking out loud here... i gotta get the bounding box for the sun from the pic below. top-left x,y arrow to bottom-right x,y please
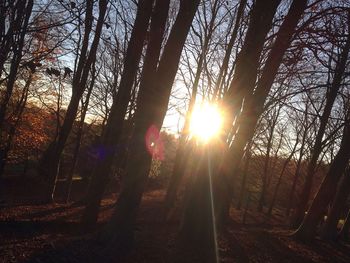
189,103 -> 223,142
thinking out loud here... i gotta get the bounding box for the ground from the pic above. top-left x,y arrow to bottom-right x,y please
0,187 -> 350,263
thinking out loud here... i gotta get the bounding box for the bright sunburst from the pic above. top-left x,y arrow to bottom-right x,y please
189,103 -> 223,142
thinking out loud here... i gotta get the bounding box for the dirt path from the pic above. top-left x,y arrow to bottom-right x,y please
0,190 -> 349,262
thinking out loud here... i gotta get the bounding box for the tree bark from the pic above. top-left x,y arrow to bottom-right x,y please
163,137 -> 192,213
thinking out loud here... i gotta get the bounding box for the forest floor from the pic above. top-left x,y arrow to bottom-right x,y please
1,183 -> 350,263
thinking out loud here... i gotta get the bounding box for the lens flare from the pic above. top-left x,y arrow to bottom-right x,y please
190,103 -> 223,142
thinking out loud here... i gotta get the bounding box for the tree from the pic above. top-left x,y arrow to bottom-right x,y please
267,123 -> 300,216
39,0 -> 108,202
65,63 -> 98,202
338,208 -> 350,240
82,0 -> 158,226
178,141 -> 219,262
214,0 -> 308,226
292,8 -> 350,227
0,0 -> 34,175
293,110 -> 350,240
258,104 -> 282,212
286,97 -> 315,217
220,0 -> 282,139
164,0 -> 223,214
101,0 -> 200,248
321,166 -> 350,240
212,0 -> 248,99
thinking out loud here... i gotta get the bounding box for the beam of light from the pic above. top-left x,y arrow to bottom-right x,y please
207,148 -> 219,263
190,103 -> 223,142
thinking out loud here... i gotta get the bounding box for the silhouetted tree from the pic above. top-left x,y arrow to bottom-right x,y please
0,0 -> 34,173
40,0 -> 108,202
101,0 -> 200,248
293,110 -> 350,240
215,0 -> 308,226
292,9 -> 350,227
321,166 -> 350,240
82,0 -> 159,226
164,0 -> 222,214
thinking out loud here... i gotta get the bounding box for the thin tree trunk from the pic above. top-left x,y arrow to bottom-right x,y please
220,0 -> 282,138
258,114 -> 279,212
40,0 -> 107,203
214,0 -> 307,227
266,126 -> 284,194
293,120 -> 350,241
212,0 -> 247,100
81,0 -> 158,227
268,135 -> 299,216
237,145 -> 252,210
0,0 -> 33,130
286,105 -> 310,218
101,0 -> 200,248
338,209 -> 350,240
292,12 -> 350,227
65,70 -> 95,203
0,72 -> 33,177
320,167 -> 350,240
164,0 -> 220,213
163,137 -> 192,213
178,143 -> 218,262
258,136 -> 272,212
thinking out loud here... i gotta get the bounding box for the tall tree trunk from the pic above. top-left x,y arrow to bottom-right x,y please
163,136 -> 191,213
286,103 -> 310,217
81,0 -> 159,227
338,209 -> 350,240
214,0 -> 307,226
39,0 -> 107,203
236,144 -> 252,210
0,72 -> 33,177
212,0 -> 247,100
258,133 -> 272,212
267,134 -> 299,216
164,0 -> 220,213
0,72 -> 31,201
101,0 -> 200,248
258,111 -> 280,212
293,118 -> 350,241
320,167 -> 350,240
292,13 -> 350,227
0,0 -> 33,130
65,69 -> 95,203
220,0 -> 282,138
178,143 -> 218,262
